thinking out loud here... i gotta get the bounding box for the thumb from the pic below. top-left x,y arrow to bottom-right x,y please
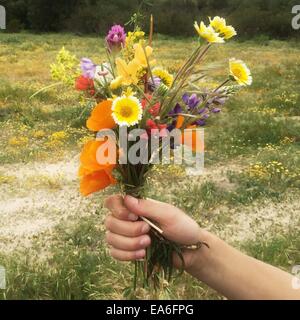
124,195 -> 178,225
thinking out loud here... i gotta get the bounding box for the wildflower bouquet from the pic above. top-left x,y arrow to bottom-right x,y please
49,16 -> 252,293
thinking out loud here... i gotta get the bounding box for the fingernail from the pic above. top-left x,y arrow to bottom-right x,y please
140,236 -> 150,247
135,249 -> 145,259
128,213 -> 138,221
141,224 -> 150,233
126,195 -> 138,205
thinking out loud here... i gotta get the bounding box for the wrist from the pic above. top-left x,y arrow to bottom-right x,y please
185,229 -> 216,277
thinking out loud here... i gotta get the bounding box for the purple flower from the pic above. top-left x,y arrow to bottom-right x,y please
106,25 -> 126,51
148,76 -> 161,92
195,119 -> 207,126
169,103 -> 183,117
212,107 -> 221,113
182,93 -> 201,109
80,58 -> 96,79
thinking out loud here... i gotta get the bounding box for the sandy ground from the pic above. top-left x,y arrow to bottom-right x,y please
0,156 -> 299,254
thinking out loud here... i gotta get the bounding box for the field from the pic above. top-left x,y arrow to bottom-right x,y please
0,32 -> 299,300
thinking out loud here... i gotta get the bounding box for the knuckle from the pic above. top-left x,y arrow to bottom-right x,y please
109,248 -> 118,259
129,237 -> 143,251
105,232 -> 113,245
132,222 -> 143,236
117,207 -> 129,219
104,215 -> 112,230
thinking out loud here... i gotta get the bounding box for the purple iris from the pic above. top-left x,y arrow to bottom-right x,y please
182,93 -> 201,109
168,91 -> 227,129
80,58 -> 96,79
106,25 -> 126,51
168,103 -> 183,117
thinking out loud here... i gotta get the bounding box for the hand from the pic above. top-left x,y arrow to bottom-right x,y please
104,195 -> 205,269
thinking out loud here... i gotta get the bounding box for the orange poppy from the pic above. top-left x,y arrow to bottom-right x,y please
79,139 -> 117,196
86,100 -> 116,132
79,140 -> 116,175
80,170 -> 116,196
176,115 -> 185,129
181,125 -> 205,153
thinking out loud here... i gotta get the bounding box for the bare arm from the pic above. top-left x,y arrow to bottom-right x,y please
186,230 -> 298,300
104,195 -> 300,300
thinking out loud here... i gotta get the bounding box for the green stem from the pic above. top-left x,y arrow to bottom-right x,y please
29,82 -> 63,99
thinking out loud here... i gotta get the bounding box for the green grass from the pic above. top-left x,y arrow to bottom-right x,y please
0,214 -> 298,300
0,32 -> 299,300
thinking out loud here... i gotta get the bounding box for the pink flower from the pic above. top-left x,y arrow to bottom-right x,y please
105,25 -> 126,51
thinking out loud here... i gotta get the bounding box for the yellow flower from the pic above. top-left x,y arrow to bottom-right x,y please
222,25 -> 237,40
115,58 -> 140,86
194,21 -> 224,43
133,43 -> 155,67
33,130 -> 46,139
123,30 -> 145,61
110,76 -> 123,90
209,16 -> 237,40
229,59 -> 252,86
152,68 -> 173,87
112,95 -> 143,127
50,47 -> 79,85
122,87 -> 136,97
8,136 -> 29,146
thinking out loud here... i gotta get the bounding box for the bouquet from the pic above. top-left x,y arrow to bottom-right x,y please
47,15 -> 252,294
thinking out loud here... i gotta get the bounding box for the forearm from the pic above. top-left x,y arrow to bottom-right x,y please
187,230 -> 300,300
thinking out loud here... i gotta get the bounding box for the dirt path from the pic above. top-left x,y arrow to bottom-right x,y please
0,157 -> 298,254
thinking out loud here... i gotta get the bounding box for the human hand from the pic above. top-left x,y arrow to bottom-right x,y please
104,195 -> 206,269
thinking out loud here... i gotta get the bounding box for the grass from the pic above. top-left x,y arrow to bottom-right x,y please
0,32 -> 299,300
0,214 -> 298,300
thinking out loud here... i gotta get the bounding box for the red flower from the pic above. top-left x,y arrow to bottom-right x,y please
146,119 -> 168,137
75,76 -> 95,96
142,95 -> 161,117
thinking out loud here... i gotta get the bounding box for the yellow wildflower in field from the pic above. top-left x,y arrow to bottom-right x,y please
8,136 -> 29,146
209,16 -> 237,40
51,131 -> 69,140
229,59 -> 252,86
194,21 -> 225,43
50,47 -> 79,86
45,131 -> 69,148
33,130 -> 46,139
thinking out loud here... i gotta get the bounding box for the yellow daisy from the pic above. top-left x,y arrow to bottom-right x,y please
209,16 -> 237,40
112,95 -> 143,127
152,68 -> 173,87
229,59 -> 252,86
194,21 -> 224,43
